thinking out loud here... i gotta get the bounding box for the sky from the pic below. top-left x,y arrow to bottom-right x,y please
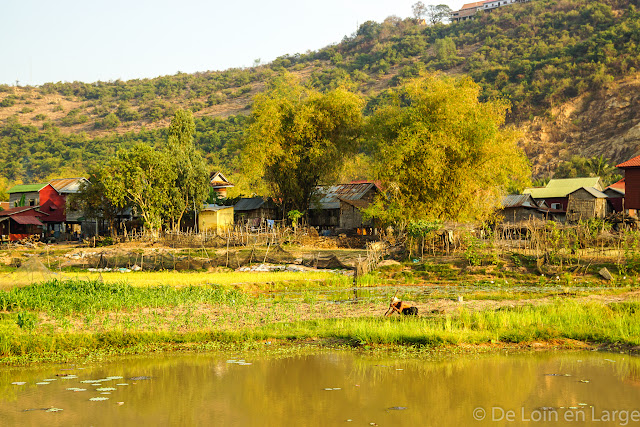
1,0 -> 464,86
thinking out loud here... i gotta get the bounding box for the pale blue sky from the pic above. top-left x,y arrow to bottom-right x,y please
1,0 -> 463,86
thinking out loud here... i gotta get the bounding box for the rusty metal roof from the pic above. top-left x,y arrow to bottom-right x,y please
501,194 -> 539,209
311,182 -> 379,210
49,178 -> 89,193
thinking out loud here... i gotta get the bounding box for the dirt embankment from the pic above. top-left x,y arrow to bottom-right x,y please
520,74 -> 640,177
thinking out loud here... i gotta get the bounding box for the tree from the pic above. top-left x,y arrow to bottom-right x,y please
434,37 -> 457,61
165,110 -> 209,230
426,4 -> 453,25
244,73 -> 363,216
102,144 -> 176,235
553,155 -> 621,186
365,73 -> 530,226
71,167 -> 124,236
412,1 -> 427,19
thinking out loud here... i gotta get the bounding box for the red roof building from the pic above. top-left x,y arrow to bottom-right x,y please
0,206 -> 49,242
617,156 -> 640,211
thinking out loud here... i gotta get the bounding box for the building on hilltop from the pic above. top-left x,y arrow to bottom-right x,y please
452,0 -> 531,23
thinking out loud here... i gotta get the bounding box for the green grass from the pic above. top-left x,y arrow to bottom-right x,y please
0,279 -> 247,315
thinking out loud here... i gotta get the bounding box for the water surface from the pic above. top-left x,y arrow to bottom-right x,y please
1,350 -> 639,426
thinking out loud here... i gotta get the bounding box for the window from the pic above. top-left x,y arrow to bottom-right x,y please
551,203 -> 562,210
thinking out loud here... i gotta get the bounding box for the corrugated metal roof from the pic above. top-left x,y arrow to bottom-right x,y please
13,215 -> 44,226
523,177 -> 602,199
49,178 -> 88,193
7,183 -> 48,193
311,182 -> 378,210
234,197 -> 270,212
608,178 -> 625,192
201,204 -> 233,212
569,187 -> 608,199
0,206 -> 41,216
501,194 -> 539,209
617,155 -> 640,168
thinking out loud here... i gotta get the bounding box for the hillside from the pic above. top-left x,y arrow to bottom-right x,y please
1,0 -> 640,186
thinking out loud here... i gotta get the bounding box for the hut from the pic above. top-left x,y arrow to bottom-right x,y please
233,197 -> 278,224
0,206 -> 48,242
566,187 -> 610,222
309,182 -> 380,232
497,194 -> 546,223
198,205 -> 234,235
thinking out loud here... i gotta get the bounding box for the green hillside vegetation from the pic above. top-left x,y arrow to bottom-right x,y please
0,0 -> 639,190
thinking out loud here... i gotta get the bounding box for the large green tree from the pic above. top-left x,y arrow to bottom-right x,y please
102,144 -> 176,235
366,73 -> 530,226
166,110 -> 209,230
244,74 -> 363,215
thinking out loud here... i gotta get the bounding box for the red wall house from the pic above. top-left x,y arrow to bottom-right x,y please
617,157 -> 640,210
38,184 -> 66,225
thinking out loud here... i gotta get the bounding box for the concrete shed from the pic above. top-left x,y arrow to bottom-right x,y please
198,204 -> 234,234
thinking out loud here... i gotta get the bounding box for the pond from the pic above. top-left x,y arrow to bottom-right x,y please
1,350 -> 639,426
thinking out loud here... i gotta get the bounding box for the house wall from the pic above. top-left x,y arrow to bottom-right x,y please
340,203 -> 363,229
499,207 -> 545,223
198,208 -> 234,234
566,190 -> 609,222
9,191 -> 40,207
624,168 -> 640,210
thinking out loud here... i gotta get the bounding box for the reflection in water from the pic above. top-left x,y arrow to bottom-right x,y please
1,351 -> 640,426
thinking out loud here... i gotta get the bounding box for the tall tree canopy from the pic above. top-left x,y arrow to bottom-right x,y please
166,109 -> 209,230
244,74 -> 363,215
366,73 -> 530,225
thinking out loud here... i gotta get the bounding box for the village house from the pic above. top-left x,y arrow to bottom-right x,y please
0,206 -> 48,242
523,177 -> 603,215
209,172 -> 234,198
604,178 -> 626,213
309,182 -> 380,233
497,194 -> 547,224
452,0 -> 531,22
7,177 -> 90,240
566,187 -> 610,222
616,156 -> 640,215
233,197 -> 279,226
198,204 -> 234,235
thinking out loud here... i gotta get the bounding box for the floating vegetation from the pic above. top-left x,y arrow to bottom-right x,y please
89,397 -> 109,401
579,380 -> 590,383
35,382 -> 50,385
66,387 -> 87,392
227,359 -> 252,366
43,378 -> 57,381
106,376 -> 123,380
96,387 -> 116,392
116,383 -> 129,386
80,380 -> 101,384
11,382 -> 26,385
59,375 -> 78,380
128,376 -> 151,380
100,392 -> 111,395
46,408 -> 63,412
323,387 -> 341,391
